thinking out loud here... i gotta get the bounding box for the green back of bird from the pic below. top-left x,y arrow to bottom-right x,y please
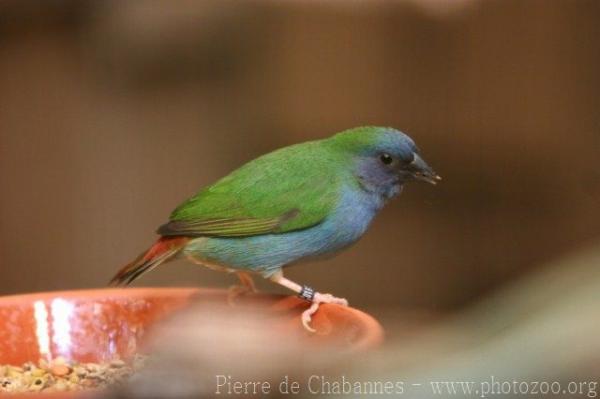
159,128 -> 383,237
161,140 -> 346,236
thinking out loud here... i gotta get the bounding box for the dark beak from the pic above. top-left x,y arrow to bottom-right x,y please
408,153 -> 442,185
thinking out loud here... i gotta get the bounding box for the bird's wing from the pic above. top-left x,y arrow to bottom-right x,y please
157,143 -> 342,238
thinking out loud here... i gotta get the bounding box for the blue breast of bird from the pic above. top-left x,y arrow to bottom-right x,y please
182,183 -> 387,277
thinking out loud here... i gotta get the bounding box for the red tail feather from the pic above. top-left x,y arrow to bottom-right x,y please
109,237 -> 189,286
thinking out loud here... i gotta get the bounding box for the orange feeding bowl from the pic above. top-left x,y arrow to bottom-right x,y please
0,288 -> 383,397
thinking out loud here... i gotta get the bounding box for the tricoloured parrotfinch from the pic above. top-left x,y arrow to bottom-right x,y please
111,126 -> 440,331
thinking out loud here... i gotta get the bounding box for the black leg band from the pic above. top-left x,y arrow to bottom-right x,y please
298,285 -> 315,302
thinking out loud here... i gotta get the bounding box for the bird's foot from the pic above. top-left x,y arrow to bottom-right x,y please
266,272 -> 348,332
302,292 -> 348,333
227,285 -> 255,306
227,272 -> 258,306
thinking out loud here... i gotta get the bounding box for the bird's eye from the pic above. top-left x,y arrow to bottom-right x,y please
379,153 -> 393,165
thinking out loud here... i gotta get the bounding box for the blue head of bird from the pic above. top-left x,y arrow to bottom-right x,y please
329,126 -> 441,199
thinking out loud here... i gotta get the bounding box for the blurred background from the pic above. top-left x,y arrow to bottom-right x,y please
0,0 -> 599,327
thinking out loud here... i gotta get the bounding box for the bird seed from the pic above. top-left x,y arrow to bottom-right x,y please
0,355 -> 146,394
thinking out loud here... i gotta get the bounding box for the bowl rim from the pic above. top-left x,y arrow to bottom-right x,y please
0,287 -> 384,349
0,287 -> 206,305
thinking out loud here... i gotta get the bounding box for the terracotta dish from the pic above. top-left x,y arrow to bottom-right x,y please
0,288 -> 383,397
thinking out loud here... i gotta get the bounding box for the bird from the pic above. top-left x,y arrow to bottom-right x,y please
110,126 -> 440,331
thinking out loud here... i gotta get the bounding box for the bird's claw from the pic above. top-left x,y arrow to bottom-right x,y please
301,292 -> 348,333
315,293 -> 348,306
227,284 -> 255,306
227,272 -> 258,306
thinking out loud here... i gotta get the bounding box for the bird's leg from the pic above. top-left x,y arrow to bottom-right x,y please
227,271 -> 257,306
269,271 -> 348,332
237,271 -> 257,292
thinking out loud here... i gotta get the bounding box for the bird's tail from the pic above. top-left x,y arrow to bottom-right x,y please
109,236 -> 189,286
